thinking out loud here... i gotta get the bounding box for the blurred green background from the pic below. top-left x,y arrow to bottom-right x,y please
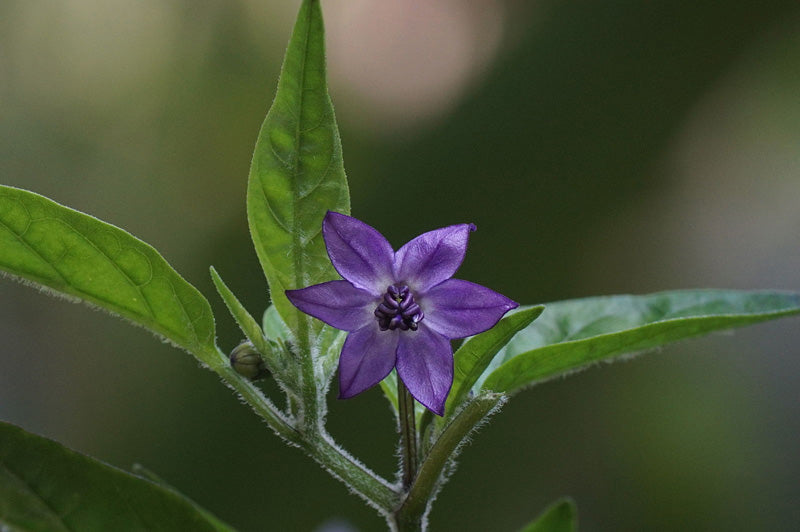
2,0 -> 799,530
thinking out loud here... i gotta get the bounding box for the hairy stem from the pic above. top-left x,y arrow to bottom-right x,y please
217,363 -> 300,443
212,348 -> 399,512
393,393 -> 506,529
296,314 -> 321,430
305,430 -> 400,512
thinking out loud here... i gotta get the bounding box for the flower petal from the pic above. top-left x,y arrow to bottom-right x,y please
323,211 -> 395,295
421,278 -> 518,339
396,325 -> 453,416
338,326 -> 399,399
286,280 -> 376,331
394,223 -> 476,293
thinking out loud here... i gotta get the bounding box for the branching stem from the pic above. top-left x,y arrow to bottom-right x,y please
393,393 -> 506,530
212,348 -> 399,512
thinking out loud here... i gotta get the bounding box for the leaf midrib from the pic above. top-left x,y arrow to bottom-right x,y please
290,1 -> 313,291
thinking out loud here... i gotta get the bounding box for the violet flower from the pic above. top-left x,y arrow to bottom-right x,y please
286,212 -> 517,415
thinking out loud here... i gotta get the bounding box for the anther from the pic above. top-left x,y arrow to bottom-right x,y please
375,284 -> 424,332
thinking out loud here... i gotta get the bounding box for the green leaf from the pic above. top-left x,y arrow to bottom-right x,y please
0,186 -> 221,367
210,266 -> 300,392
0,421 -> 234,532
262,304 -> 291,342
247,0 -> 349,338
388,307 -> 546,439
260,302 -> 343,392
210,266 -> 269,355
520,498 -> 577,532
482,290 -> 800,395
314,324 -> 347,389
379,371 -> 399,414
444,305 -> 544,419
128,464 -> 230,531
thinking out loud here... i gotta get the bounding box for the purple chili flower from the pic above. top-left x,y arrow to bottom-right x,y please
285,212 -> 517,416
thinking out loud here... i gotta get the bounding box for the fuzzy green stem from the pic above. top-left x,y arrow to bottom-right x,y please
212,348 -> 399,512
307,431 -> 399,512
216,362 -> 301,443
393,393 -> 506,529
397,379 -> 419,490
296,315 -> 321,431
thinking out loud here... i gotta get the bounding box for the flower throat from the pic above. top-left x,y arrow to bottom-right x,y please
374,284 -> 424,331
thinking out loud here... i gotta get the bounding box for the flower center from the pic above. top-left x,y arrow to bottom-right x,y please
374,284 -> 424,331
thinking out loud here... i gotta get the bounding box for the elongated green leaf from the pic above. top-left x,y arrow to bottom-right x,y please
482,290 -> 800,395
388,307 -> 546,433
209,266 -> 280,369
444,306 -> 544,419
247,0 -> 349,338
210,266 -> 268,353
210,266 -> 299,384
520,499 -> 577,532
0,186 -> 220,366
0,421 -> 233,532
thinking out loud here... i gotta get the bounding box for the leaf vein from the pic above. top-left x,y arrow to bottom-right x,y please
298,152 -> 336,200
0,218 -> 69,284
257,181 -> 293,234
269,142 -> 294,170
52,218 -> 160,321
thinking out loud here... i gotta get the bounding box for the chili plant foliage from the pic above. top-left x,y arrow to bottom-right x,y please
1,1 -> 799,531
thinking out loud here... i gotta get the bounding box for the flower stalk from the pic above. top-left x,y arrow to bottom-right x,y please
393,393 -> 507,530
398,378 -> 419,490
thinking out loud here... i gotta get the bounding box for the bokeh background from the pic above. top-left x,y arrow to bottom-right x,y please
2,0 -> 800,530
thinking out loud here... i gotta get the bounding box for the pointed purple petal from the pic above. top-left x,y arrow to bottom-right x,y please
421,278 -> 518,339
394,223 -> 476,293
323,212 -> 395,295
396,325 -> 453,416
338,326 -> 399,399
286,281 -> 377,331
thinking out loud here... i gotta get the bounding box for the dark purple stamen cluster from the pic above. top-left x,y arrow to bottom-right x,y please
374,284 -> 424,331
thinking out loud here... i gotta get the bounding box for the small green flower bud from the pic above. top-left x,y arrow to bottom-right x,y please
229,341 -> 270,381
